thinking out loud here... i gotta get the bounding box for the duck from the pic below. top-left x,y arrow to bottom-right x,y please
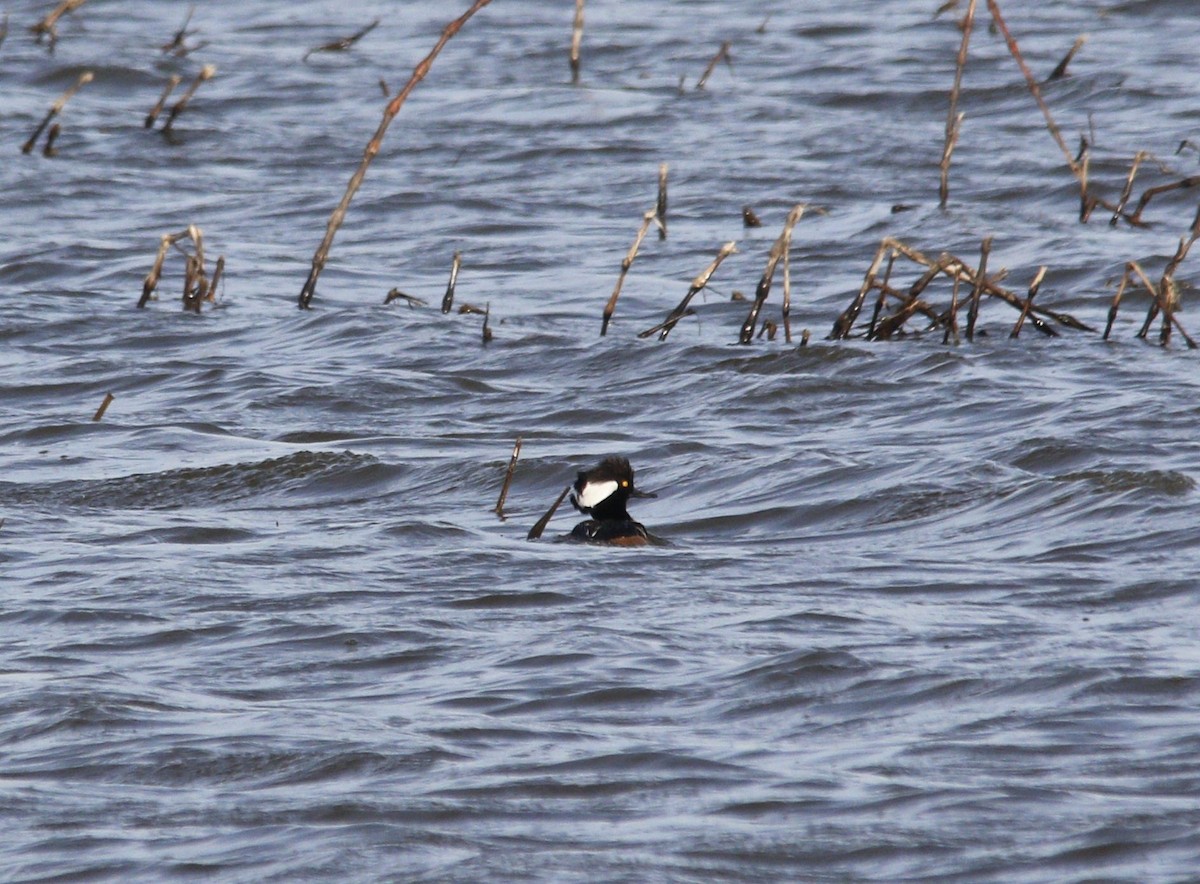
568,456 -> 656,546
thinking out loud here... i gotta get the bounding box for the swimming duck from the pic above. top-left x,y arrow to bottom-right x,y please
568,456 -> 655,546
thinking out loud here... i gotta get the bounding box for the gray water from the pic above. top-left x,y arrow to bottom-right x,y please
4,0 -> 1200,880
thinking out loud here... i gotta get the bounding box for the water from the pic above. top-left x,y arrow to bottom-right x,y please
4,0 -> 1200,879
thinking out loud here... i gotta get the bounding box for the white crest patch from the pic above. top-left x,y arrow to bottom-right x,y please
575,479 -> 618,511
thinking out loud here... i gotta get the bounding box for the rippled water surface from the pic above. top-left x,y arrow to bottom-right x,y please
4,1 -> 1200,880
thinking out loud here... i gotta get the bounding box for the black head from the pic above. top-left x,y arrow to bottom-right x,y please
570,456 -> 649,521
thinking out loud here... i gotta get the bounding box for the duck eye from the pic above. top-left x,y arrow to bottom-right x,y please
620,480 -> 629,487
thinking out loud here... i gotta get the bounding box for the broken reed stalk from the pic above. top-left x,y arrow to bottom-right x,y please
1129,260 -> 1197,349
207,255 -> 225,303
569,0 -> 584,84
482,302 -> 493,343
138,226 -> 203,308
601,208 -> 656,336
384,288 -> 425,306
42,123 -> 61,157
1146,207 -> 1200,345
639,241 -> 737,341
870,254 -> 952,341
494,436 -> 521,516
830,241 -> 888,339
303,18 -> 380,62
943,272 -> 962,344
740,205 -> 805,344
1047,35 -> 1086,81
1109,151 -> 1147,226
527,484 -> 571,540
1128,177 -> 1200,227
939,0 -> 976,209
986,1 -> 1081,181
656,162 -> 668,240
161,5 -> 196,55
866,249 -> 899,339
91,392 -> 114,421
1011,265 -> 1047,338
441,250 -> 462,313
298,0 -> 492,310
161,64 -> 215,135
30,0 -> 86,50
696,41 -> 731,89
965,235 -> 992,341
781,208 -> 799,343
1103,265 -> 1132,341
145,75 -> 182,128
22,71 -> 92,154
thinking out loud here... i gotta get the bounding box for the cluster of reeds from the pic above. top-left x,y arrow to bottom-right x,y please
21,71 -> 91,156
929,0 -> 1200,347
145,65 -> 216,136
137,225 -> 224,313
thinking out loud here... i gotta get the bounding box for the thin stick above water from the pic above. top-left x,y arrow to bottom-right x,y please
602,208 -> 656,336
569,0 -> 584,84
739,204 -> 805,344
656,162 -> 668,240
527,484 -> 571,540
494,436 -> 522,516
22,71 -> 92,154
441,251 -> 462,314
939,0 -> 976,209
303,18 -> 380,63
696,41 -> 732,90
639,241 -> 737,341
298,0 -> 493,310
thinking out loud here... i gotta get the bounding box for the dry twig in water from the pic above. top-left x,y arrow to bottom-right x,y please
22,71 -> 92,155
162,65 -> 216,136
30,0 -> 86,52
145,75 -> 182,129
602,208 -> 657,336
740,205 -> 805,344
494,436 -> 521,516
527,484 -> 571,540
1011,266 -> 1047,338
91,392 -> 114,422
441,251 -> 462,314
656,162 -> 668,240
303,18 -> 379,63
569,0 -> 584,84
1047,35 -> 1086,81
939,0 -> 975,209
696,41 -> 732,89
639,241 -> 737,341
298,0 -> 493,310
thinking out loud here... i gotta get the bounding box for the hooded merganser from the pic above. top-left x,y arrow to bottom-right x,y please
568,456 -> 656,546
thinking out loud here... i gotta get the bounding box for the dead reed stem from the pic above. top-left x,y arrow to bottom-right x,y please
145,75 -> 182,128
91,392 -> 114,421
1128,177 -> 1200,226
1103,266 -> 1132,341
939,0 -> 976,209
696,41 -> 732,89
943,272 -> 962,344
207,255 -> 224,303
298,0 -> 492,310
1011,266 -> 1047,338
482,302 -> 493,343
986,1 -> 1080,181
527,484 -> 571,540
1110,151 -> 1147,226
303,18 -> 379,62
161,5 -> 196,55
569,0 -> 584,84
639,241 -> 737,341
965,235 -> 992,341
441,251 -> 462,314
22,71 -> 92,154
42,123 -> 61,157
740,205 -> 805,344
162,64 -> 215,135
656,162 -> 668,240
1047,35 -> 1086,81
138,226 -> 203,308
830,241 -> 888,339
31,0 -> 86,51
602,208 -> 656,336
1129,260 -> 1197,348
384,288 -> 425,306
494,436 -> 521,516
866,249 -> 899,339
